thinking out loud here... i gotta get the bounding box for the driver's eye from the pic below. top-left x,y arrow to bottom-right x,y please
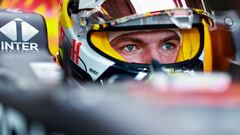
161,43 -> 175,50
123,45 -> 137,52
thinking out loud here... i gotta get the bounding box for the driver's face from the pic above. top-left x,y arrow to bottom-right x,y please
110,30 -> 181,64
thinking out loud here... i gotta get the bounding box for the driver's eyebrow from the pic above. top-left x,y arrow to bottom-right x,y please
110,37 -> 144,46
161,33 -> 180,43
110,31 -> 181,46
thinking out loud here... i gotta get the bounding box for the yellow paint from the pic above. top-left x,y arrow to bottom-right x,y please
203,21 -> 213,72
90,32 -> 125,61
59,0 -> 73,28
176,28 -> 201,62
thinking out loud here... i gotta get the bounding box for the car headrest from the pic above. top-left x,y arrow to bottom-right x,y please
0,9 -> 49,54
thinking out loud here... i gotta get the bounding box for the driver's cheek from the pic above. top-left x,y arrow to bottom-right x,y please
121,51 -> 148,64
158,49 -> 179,64
131,53 -> 151,64
140,52 -> 152,64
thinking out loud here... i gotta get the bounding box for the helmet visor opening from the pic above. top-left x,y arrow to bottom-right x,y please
89,27 -> 202,65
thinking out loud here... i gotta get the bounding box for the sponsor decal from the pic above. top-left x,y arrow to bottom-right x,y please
71,39 -> 82,64
0,0 -> 61,56
0,18 -> 39,53
89,68 -> 99,75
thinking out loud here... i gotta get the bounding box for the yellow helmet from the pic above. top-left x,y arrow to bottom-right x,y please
58,0 -> 215,83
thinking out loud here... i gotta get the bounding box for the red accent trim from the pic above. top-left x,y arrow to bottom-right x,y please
173,0 -> 183,7
173,0 -> 178,6
75,42 -> 82,64
178,0 -> 183,7
71,39 -> 76,60
59,27 -> 65,43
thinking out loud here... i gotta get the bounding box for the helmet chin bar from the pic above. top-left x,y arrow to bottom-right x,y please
151,59 -> 203,75
96,58 -> 203,84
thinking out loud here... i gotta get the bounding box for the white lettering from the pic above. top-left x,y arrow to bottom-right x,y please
14,42 -> 21,50
30,43 -> 39,51
22,42 -> 30,51
0,41 -> 39,52
1,42 -> 4,50
0,104 -> 49,135
6,108 -> 28,135
5,42 -> 14,50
